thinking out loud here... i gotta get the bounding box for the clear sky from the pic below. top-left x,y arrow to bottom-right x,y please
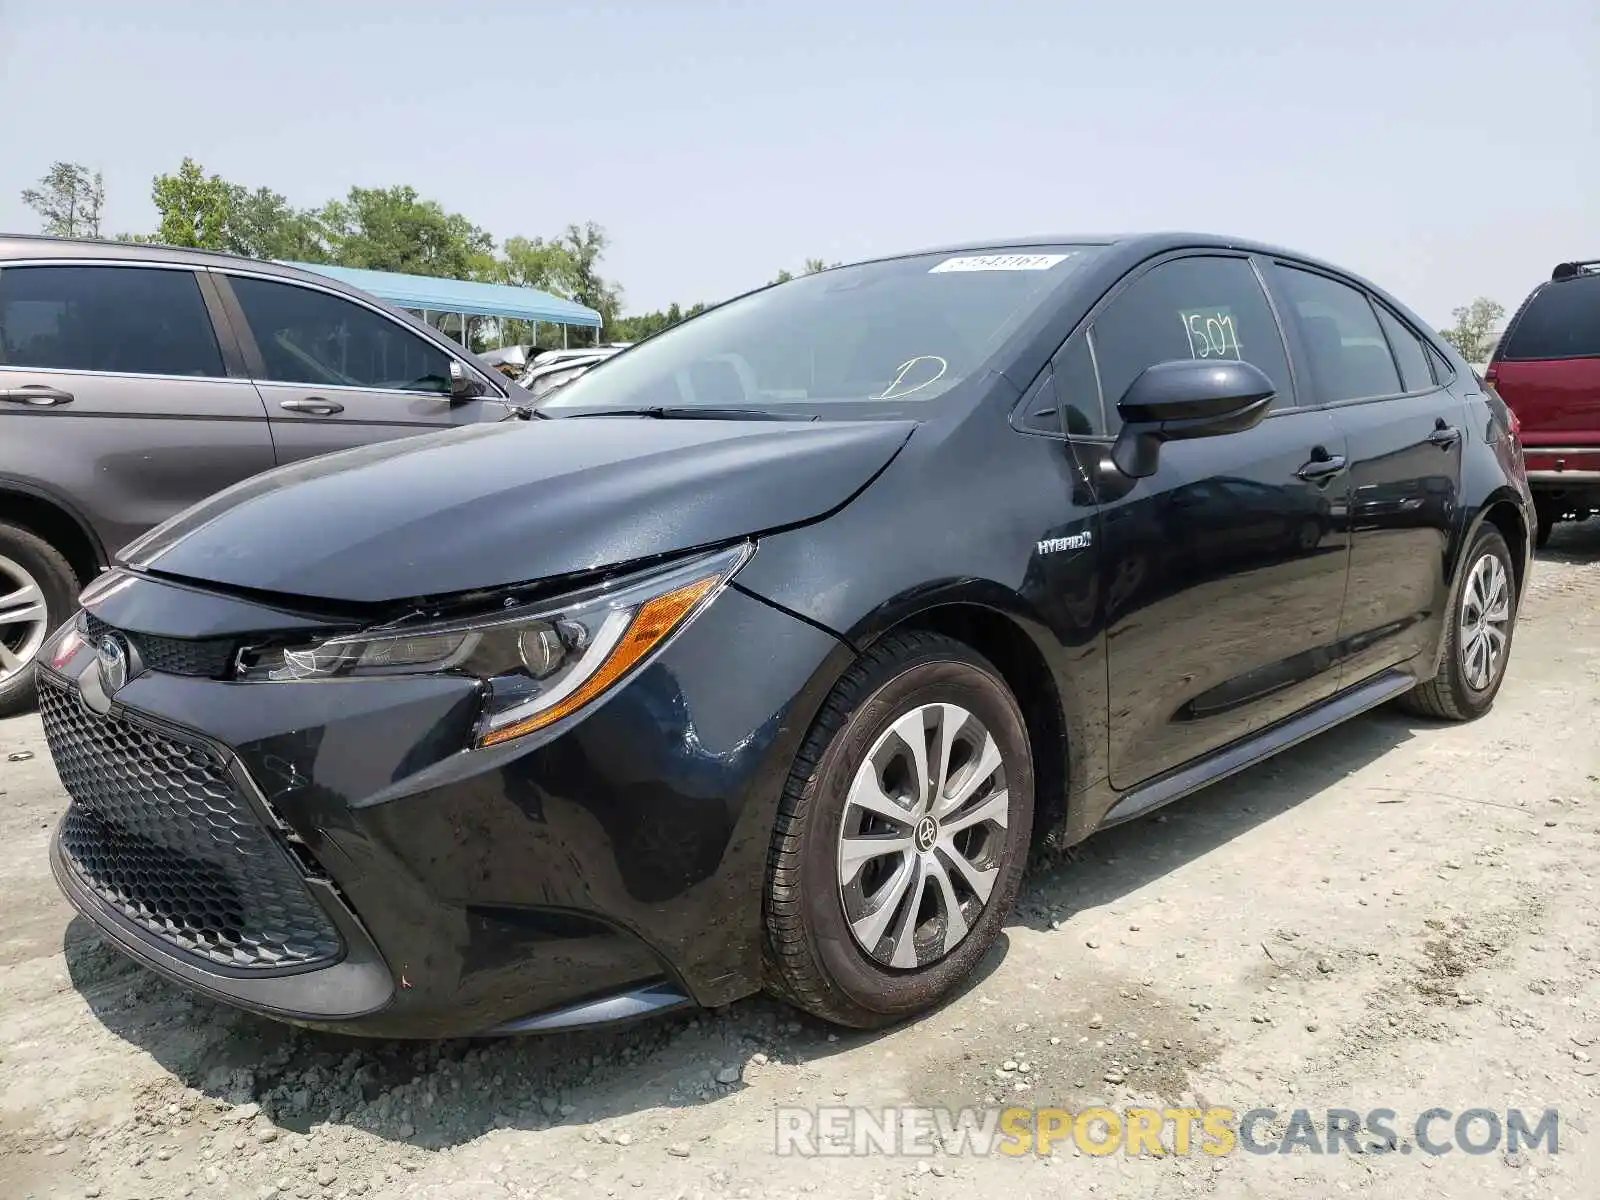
1,0 -> 1594,326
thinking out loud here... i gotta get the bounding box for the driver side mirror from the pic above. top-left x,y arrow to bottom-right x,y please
1110,359 -> 1275,478
449,360 -> 479,402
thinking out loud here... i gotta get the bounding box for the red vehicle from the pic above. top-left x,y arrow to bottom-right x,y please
1487,259 -> 1600,546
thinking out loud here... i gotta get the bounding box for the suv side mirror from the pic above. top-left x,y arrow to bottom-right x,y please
449,360 -> 479,401
1110,359 -> 1276,478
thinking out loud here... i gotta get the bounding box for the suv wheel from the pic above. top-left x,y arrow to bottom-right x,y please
1397,526 -> 1517,721
763,631 -> 1035,1028
0,523 -> 79,716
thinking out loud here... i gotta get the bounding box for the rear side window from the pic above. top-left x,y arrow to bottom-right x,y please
1374,305 -> 1435,393
1275,267 -> 1401,403
1499,277 -> 1600,360
0,265 -> 223,377
228,276 -> 451,393
1089,255 -> 1295,431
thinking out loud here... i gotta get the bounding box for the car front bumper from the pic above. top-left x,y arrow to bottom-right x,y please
40,569 -> 847,1037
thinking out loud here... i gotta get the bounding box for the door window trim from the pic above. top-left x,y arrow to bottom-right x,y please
0,259 -> 248,385
211,267 -> 505,400
1263,258 -> 1456,413
1014,248 -> 1307,444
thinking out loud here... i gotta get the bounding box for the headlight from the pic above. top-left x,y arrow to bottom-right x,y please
237,543 -> 752,747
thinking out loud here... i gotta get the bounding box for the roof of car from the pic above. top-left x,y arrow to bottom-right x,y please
0,233 -> 319,276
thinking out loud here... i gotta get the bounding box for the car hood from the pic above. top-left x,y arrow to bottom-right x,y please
121,416 -> 916,604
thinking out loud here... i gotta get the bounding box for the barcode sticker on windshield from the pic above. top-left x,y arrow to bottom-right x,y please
929,253 -> 1072,273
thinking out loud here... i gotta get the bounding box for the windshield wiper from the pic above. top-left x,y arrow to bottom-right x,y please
556,406 -> 818,422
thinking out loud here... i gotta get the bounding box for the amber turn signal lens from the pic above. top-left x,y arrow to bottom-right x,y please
477,574 -> 721,747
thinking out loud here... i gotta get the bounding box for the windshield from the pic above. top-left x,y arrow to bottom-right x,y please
542,246 -> 1102,413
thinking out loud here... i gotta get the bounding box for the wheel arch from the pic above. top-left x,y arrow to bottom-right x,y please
842,582 -> 1078,852
0,478 -> 105,586
1461,488 -> 1532,602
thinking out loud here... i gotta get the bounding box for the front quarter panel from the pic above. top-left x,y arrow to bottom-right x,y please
734,408 -> 1109,819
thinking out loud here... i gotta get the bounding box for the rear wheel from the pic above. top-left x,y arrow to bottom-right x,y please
1397,526 -> 1517,721
0,523 -> 79,716
763,631 -> 1034,1028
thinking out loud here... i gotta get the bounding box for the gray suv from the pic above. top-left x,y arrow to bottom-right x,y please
0,236 -> 522,713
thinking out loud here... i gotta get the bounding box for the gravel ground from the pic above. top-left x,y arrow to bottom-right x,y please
4,524 -> 1600,1200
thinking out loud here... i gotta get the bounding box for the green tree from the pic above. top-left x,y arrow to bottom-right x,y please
771,268 -> 794,285
150,158 -> 236,250
227,185 -> 326,261
317,185 -> 493,279
1440,297 -> 1506,363
804,257 -> 829,274
22,161 -> 105,238
550,221 -> 623,338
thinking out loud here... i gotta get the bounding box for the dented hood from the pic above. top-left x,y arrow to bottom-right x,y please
121,415 -> 914,604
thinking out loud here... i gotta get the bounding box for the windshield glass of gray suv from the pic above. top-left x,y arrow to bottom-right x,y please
541,246 -> 1103,412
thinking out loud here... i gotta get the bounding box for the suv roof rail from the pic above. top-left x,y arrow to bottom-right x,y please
1551,259 -> 1600,281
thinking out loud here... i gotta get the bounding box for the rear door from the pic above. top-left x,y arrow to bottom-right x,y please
1267,263 -> 1465,684
1085,253 -> 1353,789
213,271 -> 511,466
0,261 -> 274,556
1491,271 -> 1600,478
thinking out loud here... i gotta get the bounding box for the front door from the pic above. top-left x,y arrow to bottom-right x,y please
1268,265 -> 1467,683
216,272 -> 509,466
1081,253 -> 1354,790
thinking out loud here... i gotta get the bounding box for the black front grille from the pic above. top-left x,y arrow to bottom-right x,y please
40,677 -> 343,971
82,613 -> 237,679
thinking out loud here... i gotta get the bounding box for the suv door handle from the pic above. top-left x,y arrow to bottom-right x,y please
1427,422 -> 1461,447
0,385 -> 75,407
279,398 -> 345,416
1296,449 -> 1348,483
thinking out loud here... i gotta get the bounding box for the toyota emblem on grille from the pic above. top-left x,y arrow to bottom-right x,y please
97,635 -> 129,694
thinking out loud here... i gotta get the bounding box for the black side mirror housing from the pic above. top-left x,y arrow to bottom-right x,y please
1110,359 -> 1276,478
449,360 -> 478,402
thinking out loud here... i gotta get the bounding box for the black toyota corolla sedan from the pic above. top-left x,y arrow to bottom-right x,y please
39,234 -> 1533,1037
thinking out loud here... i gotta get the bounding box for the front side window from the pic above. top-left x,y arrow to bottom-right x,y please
542,246 -> 1103,414
1275,267 -> 1402,403
0,265 -> 223,377
229,276 -> 451,393
1089,256 -> 1295,432
1375,304 -> 1435,393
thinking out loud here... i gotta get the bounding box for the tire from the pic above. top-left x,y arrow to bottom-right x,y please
762,630 -> 1035,1029
0,522 -> 79,717
1397,526 -> 1517,721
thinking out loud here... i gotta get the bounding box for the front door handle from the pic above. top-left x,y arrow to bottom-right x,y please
1296,449 -> 1348,483
279,397 -> 345,416
1427,422 -> 1461,447
0,384 -> 75,406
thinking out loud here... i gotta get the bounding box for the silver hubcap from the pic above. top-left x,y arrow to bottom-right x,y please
0,554 -> 49,685
1459,552 -> 1511,691
837,702 -> 1010,969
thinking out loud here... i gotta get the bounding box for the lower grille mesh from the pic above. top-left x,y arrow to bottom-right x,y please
40,677 -> 342,971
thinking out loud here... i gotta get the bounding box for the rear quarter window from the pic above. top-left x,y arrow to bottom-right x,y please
1500,276 -> 1600,361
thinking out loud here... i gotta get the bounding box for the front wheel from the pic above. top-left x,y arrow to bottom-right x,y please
1397,526 -> 1517,721
762,631 -> 1035,1029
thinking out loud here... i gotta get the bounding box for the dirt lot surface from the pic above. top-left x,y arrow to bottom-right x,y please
4,526 -> 1600,1200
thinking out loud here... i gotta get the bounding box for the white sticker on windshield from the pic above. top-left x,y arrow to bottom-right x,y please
929,253 -> 1073,273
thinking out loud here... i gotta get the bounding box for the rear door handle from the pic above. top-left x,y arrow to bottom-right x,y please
1296,451 -> 1348,483
1427,423 -> 1461,447
0,384 -> 75,406
279,397 -> 345,416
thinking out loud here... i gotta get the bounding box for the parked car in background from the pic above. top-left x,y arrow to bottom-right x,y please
1487,259 -> 1600,545
37,233 -> 1532,1039
517,346 -> 624,399
0,235 -> 522,713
